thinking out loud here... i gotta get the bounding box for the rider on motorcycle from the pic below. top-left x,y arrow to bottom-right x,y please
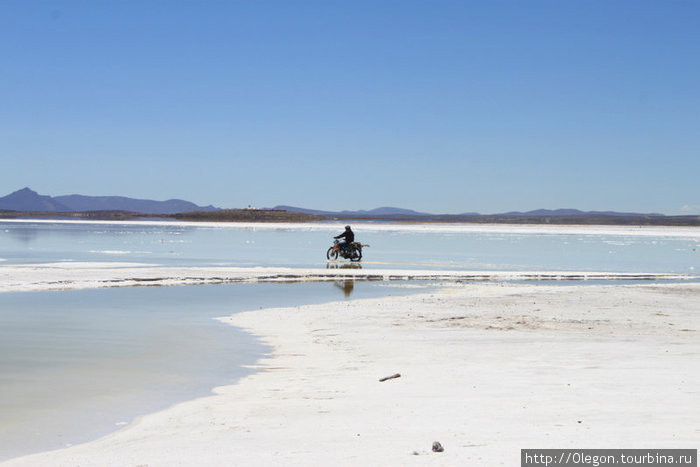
334,225 -> 354,252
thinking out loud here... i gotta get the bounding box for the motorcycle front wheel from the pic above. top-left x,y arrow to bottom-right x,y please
327,247 -> 338,260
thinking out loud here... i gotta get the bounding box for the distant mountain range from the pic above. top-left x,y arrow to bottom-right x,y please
273,205 -> 452,217
0,188 -> 689,224
499,208 -> 665,218
275,205 -> 663,219
0,188 -> 218,215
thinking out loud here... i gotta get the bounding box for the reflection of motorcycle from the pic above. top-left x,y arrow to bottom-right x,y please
327,239 -> 365,262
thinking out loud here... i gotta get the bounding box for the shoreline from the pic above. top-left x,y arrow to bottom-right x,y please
3,281 -> 698,465
1,262 -> 696,293
3,217 -> 700,237
0,281 -> 417,463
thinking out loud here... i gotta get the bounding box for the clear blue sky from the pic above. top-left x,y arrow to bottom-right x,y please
2,0 -> 698,214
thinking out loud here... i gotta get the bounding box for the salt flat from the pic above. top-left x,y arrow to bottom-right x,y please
3,280 -> 698,466
1,221 -> 697,465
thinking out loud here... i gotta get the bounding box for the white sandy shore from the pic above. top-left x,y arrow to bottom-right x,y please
2,280 -> 698,466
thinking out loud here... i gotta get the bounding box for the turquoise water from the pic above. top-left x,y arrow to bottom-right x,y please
0,281 -> 421,461
1,220 -> 698,273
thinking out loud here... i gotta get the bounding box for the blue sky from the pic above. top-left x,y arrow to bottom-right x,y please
1,1 -> 698,214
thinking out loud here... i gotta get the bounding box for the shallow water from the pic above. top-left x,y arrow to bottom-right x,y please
0,280 -> 421,461
1,220 -> 698,273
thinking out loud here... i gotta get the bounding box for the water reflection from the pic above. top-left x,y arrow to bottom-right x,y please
333,280 -> 355,297
326,263 -> 361,296
326,262 -> 363,269
2,226 -> 40,244
1,222 -> 195,245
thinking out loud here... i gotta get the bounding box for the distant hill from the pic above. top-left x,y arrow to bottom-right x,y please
171,209 -> 323,223
273,205 -> 697,226
278,205 -> 668,219
54,194 -> 218,214
501,208 -> 665,217
0,188 -> 71,212
0,188 -> 218,214
275,205 -> 435,217
345,207 -> 432,217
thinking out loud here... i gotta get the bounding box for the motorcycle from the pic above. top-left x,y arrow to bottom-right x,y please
327,239 -> 365,262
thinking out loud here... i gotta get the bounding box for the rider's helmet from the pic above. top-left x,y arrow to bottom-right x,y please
345,225 -> 351,230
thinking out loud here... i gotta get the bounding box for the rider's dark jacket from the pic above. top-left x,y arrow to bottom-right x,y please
334,229 -> 354,244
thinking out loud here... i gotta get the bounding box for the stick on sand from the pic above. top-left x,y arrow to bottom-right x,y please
379,373 -> 401,382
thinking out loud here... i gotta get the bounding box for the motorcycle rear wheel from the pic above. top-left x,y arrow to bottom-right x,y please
327,247 -> 338,260
349,247 -> 362,262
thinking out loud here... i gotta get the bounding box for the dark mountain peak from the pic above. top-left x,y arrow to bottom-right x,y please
6,187 -> 42,199
14,187 -> 37,195
0,187 -> 70,212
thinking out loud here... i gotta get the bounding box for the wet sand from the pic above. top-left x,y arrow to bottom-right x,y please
3,281 -> 698,466
0,261 -> 692,293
